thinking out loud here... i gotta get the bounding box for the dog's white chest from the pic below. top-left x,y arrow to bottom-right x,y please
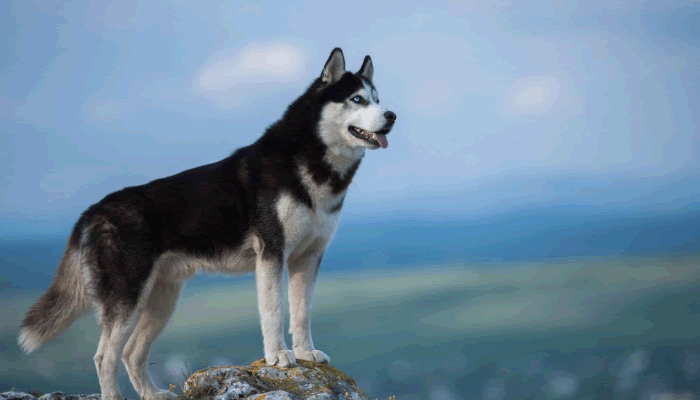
275,176 -> 344,258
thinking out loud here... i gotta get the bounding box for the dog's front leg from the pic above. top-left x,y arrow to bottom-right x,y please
288,250 -> 330,364
255,250 -> 296,367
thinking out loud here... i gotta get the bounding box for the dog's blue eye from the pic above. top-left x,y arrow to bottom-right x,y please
351,96 -> 364,104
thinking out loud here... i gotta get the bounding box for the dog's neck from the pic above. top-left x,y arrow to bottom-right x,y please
300,147 -> 362,201
324,145 -> 365,176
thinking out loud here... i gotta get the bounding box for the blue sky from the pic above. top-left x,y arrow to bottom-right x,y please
1,0 -> 698,234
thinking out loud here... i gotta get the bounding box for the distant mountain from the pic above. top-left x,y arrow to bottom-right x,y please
343,168 -> 700,219
3,204 -> 697,292
327,206 -> 700,270
2,170 -> 699,235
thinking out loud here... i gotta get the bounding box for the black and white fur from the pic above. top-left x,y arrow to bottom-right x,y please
18,48 -> 396,400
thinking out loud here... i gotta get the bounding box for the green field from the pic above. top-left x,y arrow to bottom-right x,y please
2,254 -> 699,399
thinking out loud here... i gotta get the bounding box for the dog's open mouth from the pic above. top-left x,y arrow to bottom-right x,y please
349,126 -> 389,149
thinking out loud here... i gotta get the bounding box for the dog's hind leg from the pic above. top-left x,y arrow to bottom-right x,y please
86,210 -> 157,400
122,277 -> 182,400
94,306 -> 141,400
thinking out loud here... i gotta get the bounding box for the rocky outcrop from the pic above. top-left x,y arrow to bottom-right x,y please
2,359 -> 371,400
0,392 -> 100,400
183,359 -> 369,400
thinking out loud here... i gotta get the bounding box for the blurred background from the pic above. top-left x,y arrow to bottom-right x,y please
1,0 -> 698,399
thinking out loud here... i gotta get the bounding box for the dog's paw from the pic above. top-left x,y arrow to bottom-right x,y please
265,350 -> 296,367
295,349 -> 330,364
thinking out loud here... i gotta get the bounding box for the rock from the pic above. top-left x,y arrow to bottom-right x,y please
1,392 -> 37,400
2,359 -> 372,400
183,359 -> 369,400
248,391 -> 300,400
218,382 -> 258,400
1,393 -> 100,400
38,393 -> 101,400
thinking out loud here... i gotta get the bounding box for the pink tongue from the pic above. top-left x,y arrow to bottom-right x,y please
375,133 -> 389,149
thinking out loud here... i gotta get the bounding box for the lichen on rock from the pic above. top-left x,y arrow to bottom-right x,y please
182,359 -> 369,400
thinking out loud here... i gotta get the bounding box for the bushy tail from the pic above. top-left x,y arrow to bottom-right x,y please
18,230 -> 90,353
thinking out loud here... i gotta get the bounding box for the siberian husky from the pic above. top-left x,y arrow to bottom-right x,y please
18,47 -> 396,400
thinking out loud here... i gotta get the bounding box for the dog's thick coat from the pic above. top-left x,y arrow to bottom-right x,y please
18,48 -> 396,400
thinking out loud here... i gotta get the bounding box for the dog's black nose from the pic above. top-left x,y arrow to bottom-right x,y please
384,111 -> 397,122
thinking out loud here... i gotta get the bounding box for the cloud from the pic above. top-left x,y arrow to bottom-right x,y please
193,43 -> 306,99
504,75 -> 561,116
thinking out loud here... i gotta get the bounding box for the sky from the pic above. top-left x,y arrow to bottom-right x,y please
1,0 -> 698,234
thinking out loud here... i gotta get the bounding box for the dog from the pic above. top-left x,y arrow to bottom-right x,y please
18,47 -> 396,400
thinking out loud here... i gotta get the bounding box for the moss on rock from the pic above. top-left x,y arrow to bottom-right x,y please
182,359 -> 368,400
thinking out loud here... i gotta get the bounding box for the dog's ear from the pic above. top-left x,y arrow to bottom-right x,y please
321,48 -> 346,85
358,55 -> 373,82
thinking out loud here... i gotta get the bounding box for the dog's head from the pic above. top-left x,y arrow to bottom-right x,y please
316,48 -> 397,152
